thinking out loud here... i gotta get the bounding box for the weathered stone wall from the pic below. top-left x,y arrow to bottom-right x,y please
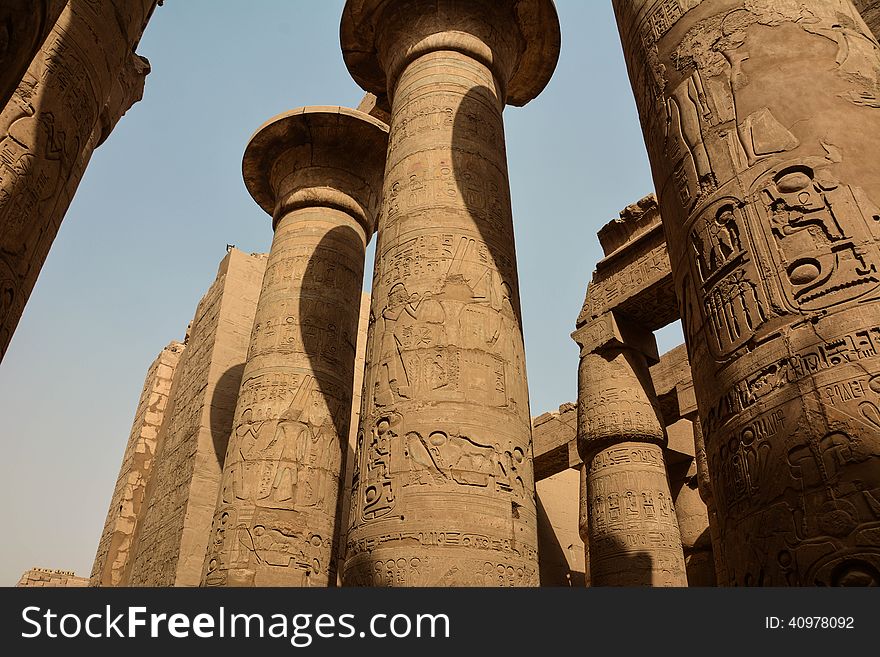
90,341 -> 185,586
126,250 -> 266,586
17,567 -> 88,587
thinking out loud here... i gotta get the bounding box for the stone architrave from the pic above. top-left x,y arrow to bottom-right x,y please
853,0 -> 880,39
340,0 -> 560,587
201,107 -> 388,587
126,250 -> 266,587
0,0 -> 158,361
90,341 -> 185,587
614,0 -> 880,584
574,313 -> 688,586
0,1 -> 65,110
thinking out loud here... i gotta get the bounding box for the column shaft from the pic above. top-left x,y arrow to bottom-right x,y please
0,0 -> 156,360
0,0 -> 65,110
340,0 -> 558,587
578,348 -> 688,586
614,0 -> 880,584
345,56 -> 536,587
203,106 -> 387,587
204,210 -> 364,587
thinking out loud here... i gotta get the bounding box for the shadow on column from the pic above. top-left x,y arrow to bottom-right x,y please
0,21 -> 75,360
209,363 -> 246,469
591,536 -> 657,587
451,85 -> 526,325
301,223 -> 366,586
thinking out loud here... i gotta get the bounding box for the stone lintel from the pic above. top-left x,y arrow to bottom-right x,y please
576,218 -> 677,332
648,343 -> 691,424
356,92 -> 391,125
596,193 -> 660,256
533,346 -> 697,481
571,311 -> 659,364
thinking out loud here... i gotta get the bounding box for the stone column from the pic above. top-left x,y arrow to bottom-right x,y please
202,107 -> 388,587
853,0 -> 880,39
614,0 -> 880,584
340,0 -> 559,587
0,0 -> 65,110
574,314 -> 688,586
692,417 -> 728,585
0,0 -> 157,361
578,462 -> 592,587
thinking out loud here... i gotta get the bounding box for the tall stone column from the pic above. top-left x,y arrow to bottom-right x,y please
614,0 -> 880,584
574,314 -> 688,586
0,0 -> 157,361
202,107 -> 388,587
340,0 -> 560,587
853,0 -> 880,38
691,417 -> 728,584
578,462 -> 592,586
0,0 -> 65,110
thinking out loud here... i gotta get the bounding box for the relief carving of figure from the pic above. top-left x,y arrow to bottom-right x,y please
362,415 -> 397,520
759,165 -> 880,311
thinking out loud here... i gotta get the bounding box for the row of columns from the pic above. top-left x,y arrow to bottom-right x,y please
207,0 -> 880,587
200,0 -> 561,586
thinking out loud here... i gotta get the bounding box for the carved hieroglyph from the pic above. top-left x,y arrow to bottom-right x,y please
340,0 -> 560,586
614,0 -> 880,584
574,320 -> 688,587
0,0 -> 157,362
0,1 -> 65,110
202,108 -> 388,587
90,341 -> 185,587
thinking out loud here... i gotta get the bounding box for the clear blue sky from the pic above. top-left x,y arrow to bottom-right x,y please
0,1 -> 682,585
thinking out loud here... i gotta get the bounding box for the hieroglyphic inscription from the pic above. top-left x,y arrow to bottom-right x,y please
586,442 -> 687,586
0,0 -> 156,360
344,5 -> 543,585
614,0 -> 880,584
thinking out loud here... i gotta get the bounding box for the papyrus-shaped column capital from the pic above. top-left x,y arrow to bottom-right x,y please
243,106 -> 389,236
341,0 -> 560,105
204,106 -> 387,587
